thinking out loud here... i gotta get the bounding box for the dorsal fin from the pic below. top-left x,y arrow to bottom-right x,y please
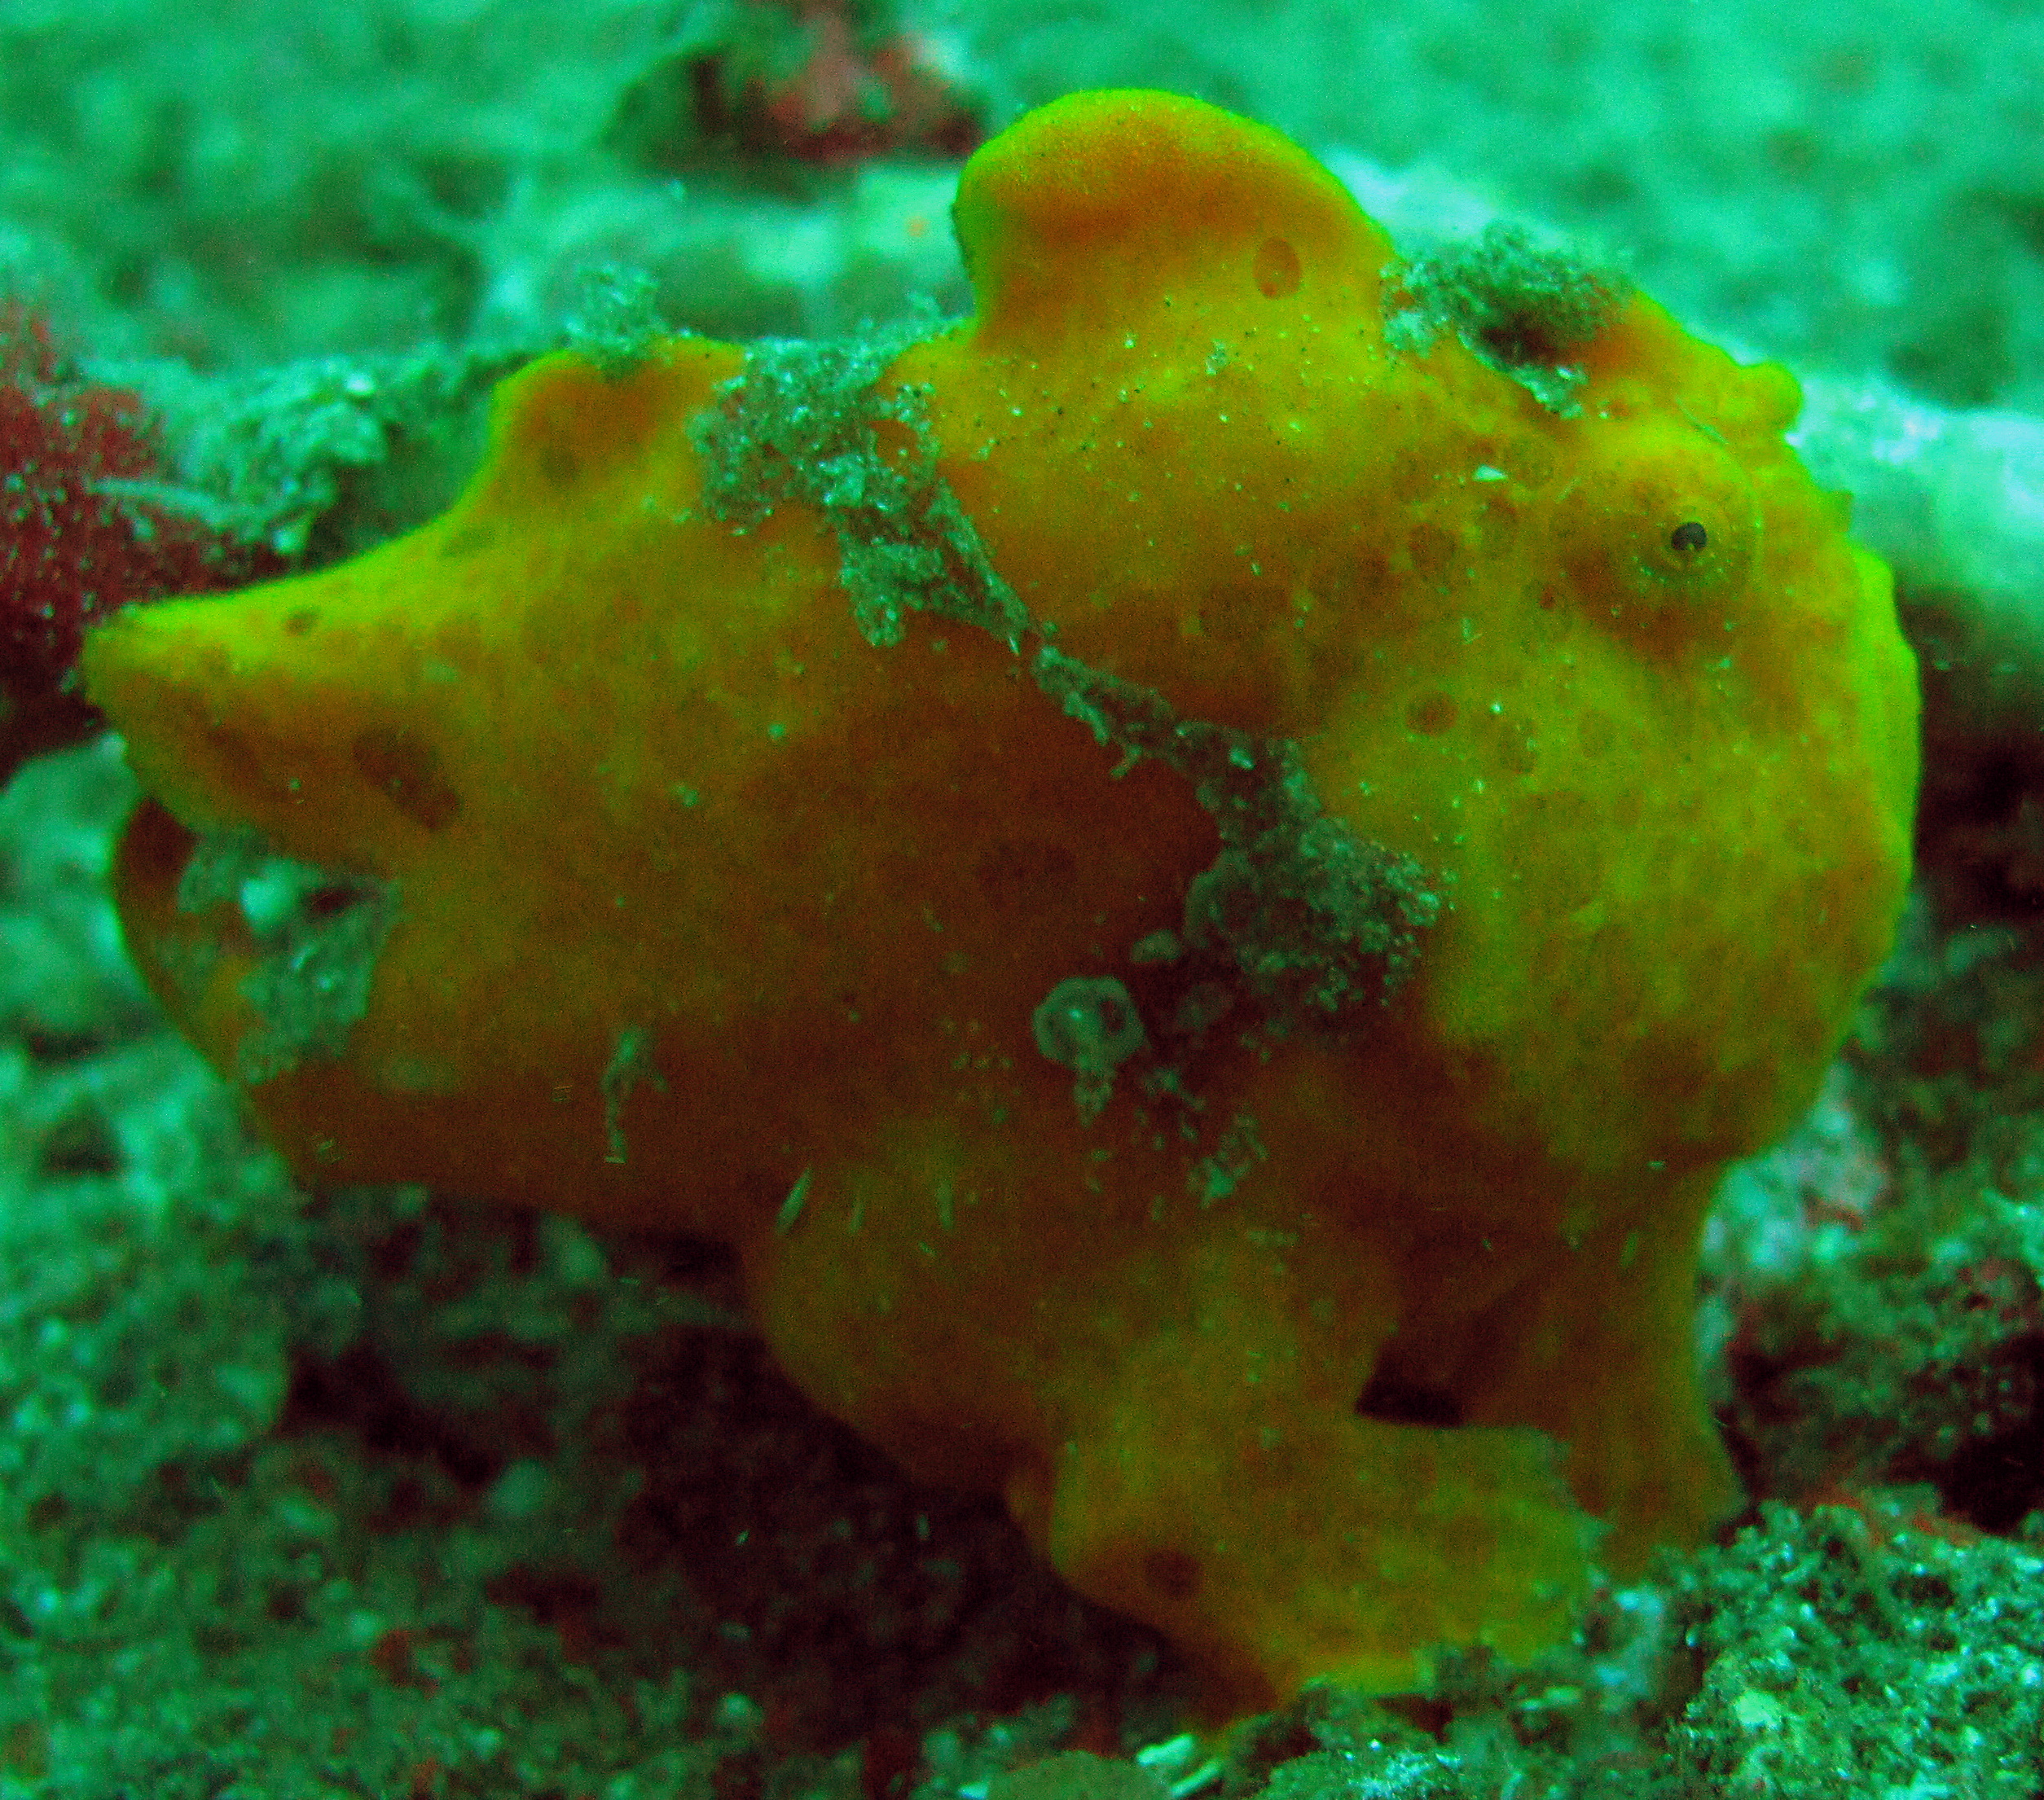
950,90 -> 1392,345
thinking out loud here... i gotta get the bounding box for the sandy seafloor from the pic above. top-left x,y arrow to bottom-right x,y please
7,1 -> 2044,1794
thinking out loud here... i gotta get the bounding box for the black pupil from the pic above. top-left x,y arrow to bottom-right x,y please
1669,520 -> 1709,554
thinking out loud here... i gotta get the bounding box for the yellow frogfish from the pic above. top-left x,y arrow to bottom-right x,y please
81,90 -> 1919,1717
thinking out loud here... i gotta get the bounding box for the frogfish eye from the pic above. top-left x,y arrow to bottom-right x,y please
1554,423 -> 1760,630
